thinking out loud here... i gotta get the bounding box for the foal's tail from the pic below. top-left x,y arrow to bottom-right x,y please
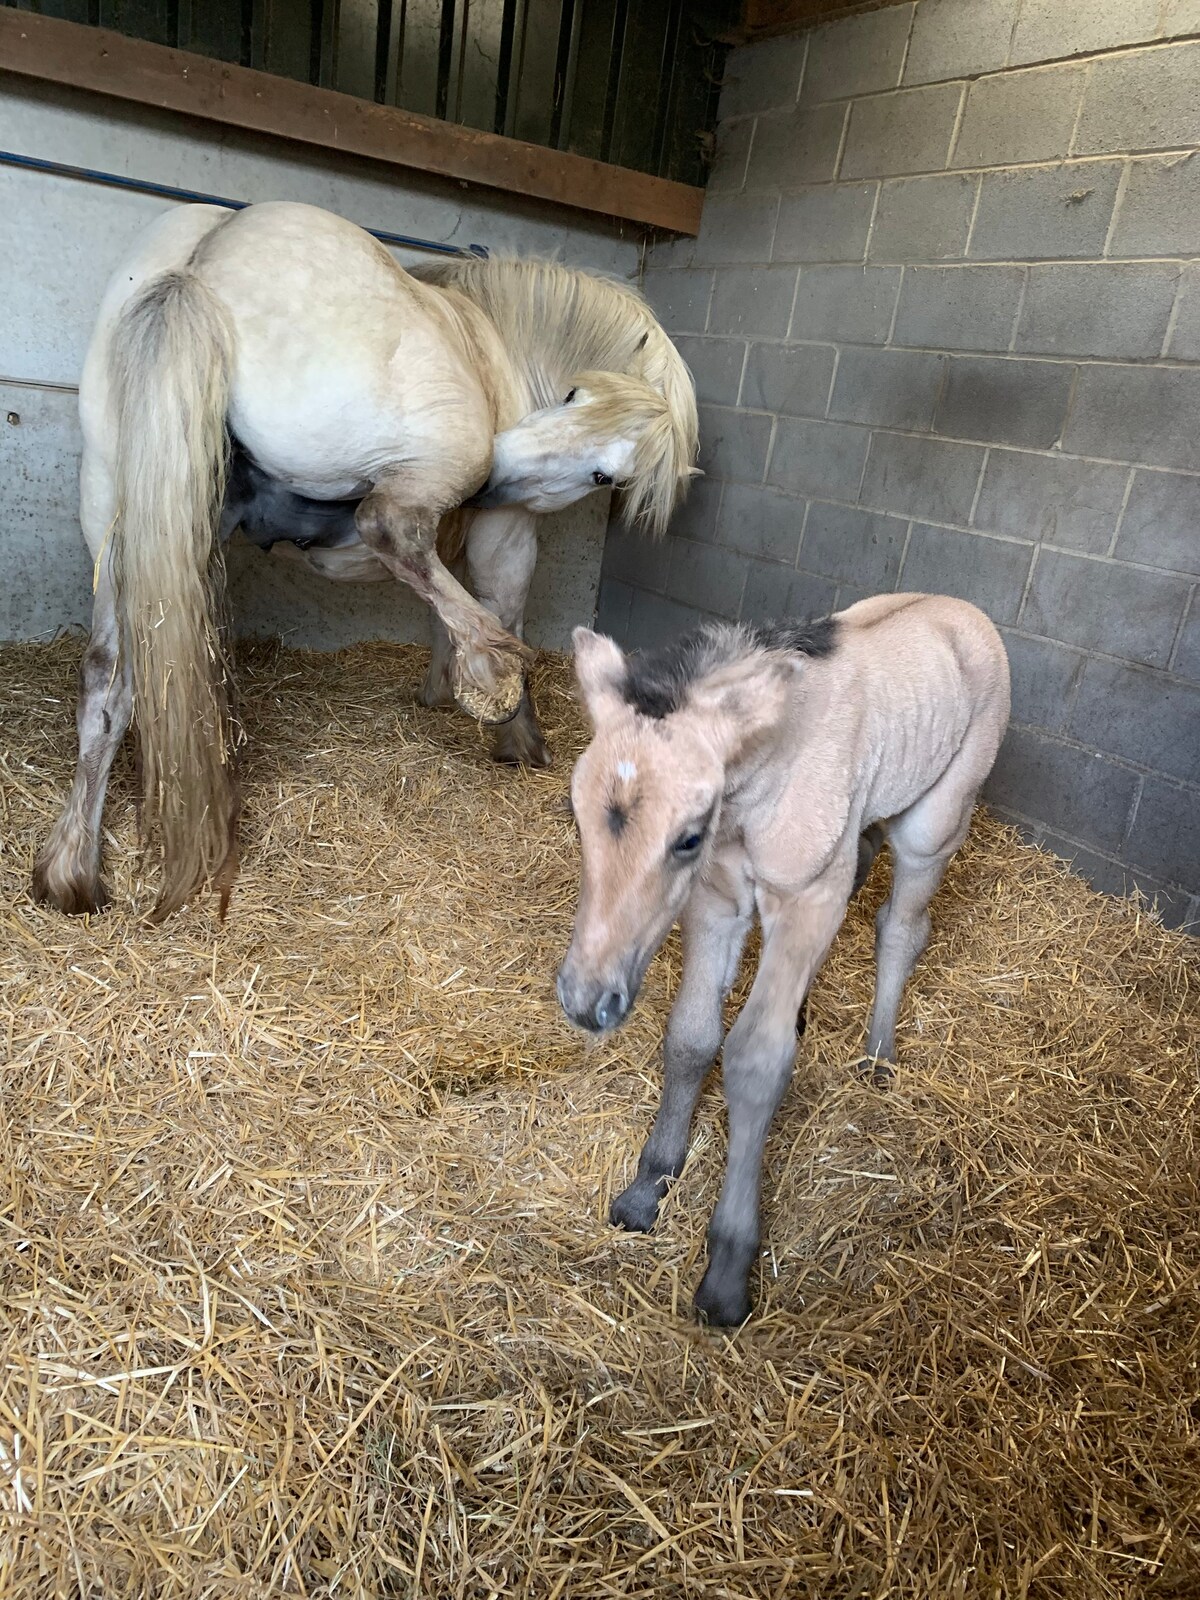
109,269 -> 238,920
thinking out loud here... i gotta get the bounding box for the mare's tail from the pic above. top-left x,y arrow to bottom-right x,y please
109,269 -> 238,919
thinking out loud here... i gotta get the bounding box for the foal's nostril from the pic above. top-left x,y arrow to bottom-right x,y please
593,989 -> 627,1031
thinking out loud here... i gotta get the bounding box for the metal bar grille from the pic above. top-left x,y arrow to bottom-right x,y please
3,0 -> 734,187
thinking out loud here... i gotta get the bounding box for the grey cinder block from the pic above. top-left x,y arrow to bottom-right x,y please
1022,548 -> 1192,669
799,4 -> 914,105
669,475 -> 723,544
767,416 -> 872,500
1167,266 -> 1200,361
828,346 -> 946,431
602,523 -> 672,593
899,522 -> 1033,622
773,183 -> 876,264
935,355 -> 1075,449
716,482 -> 805,564
1000,630 -> 1085,731
595,577 -> 633,640
1163,0 -> 1200,37
1016,264 -> 1179,360
626,588 -> 707,650
790,264 -> 902,344
719,36 -> 807,119
969,162 -> 1123,262
740,559 -> 838,624
1172,594 -> 1200,684
741,341 -> 836,418
1074,41 -> 1200,157
840,83 -> 965,181
707,118 -> 755,196
708,266 -> 798,338
903,0 -> 1017,86
985,726 -> 1141,855
869,173 -> 978,262
1124,776 -> 1200,894
668,538 -> 748,619
799,502 -> 908,590
951,63 -> 1089,170
1009,0 -> 1160,68
860,431 -> 986,524
644,270 -> 712,334
746,104 -> 848,190
1115,470 -> 1200,577
892,265 -> 1025,353
974,449 -> 1129,554
697,404 -> 774,482
1063,364 -> 1200,474
692,193 -> 779,267
672,335 -> 746,407
1109,156 -> 1200,261
1068,657 -> 1200,786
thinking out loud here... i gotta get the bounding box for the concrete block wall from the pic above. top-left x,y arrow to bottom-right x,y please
0,79 -> 636,653
601,0 -> 1200,929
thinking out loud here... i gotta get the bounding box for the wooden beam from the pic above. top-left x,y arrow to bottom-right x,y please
738,0 -> 908,42
0,9 -> 704,235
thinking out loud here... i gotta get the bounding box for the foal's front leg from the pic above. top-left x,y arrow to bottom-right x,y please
611,881 -> 752,1233
695,874 -> 851,1326
356,483 -> 532,723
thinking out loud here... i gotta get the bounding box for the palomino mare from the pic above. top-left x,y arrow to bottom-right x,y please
32,200 -> 697,921
556,594 -> 1010,1324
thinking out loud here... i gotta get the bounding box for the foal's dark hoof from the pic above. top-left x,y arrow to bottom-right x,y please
609,1182 -> 660,1234
693,1272 -> 752,1328
854,1056 -> 895,1090
796,997 -> 808,1038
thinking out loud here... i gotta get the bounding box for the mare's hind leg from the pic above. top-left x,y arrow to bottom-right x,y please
862,786 -> 976,1075
464,509 -> 548,767
32,560 -> 132,914
357,482 -> 531,724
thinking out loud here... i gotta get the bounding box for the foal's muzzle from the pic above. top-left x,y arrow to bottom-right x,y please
556,967 -> 633,1033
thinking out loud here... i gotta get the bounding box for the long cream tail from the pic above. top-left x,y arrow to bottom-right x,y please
109,269 -> 239,919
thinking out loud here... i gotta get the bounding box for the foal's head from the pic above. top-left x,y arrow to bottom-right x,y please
556,625 -> 798,1033
470,372 -> 698,533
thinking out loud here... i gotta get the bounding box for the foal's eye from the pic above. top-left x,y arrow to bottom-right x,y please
564,388 -> 577,405
592,471 -> 614,487
671,830 -> 704,859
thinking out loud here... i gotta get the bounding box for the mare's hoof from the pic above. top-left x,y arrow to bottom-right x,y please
492,728 -> 551,769
854,1056 -> 895,1090
31,863 -> 110,917
693,1271 -> 752,1328
610,1183 -> 660,1234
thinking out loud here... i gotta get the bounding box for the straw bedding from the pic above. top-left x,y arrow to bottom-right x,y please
1,635 -> 1198,1599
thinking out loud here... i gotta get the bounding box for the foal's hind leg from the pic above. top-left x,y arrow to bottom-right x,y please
862,787 -> 975,1075
464,509 -> 548,767
32,560 -> 132,914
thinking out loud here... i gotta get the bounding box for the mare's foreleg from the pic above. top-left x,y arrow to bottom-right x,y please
32,561 -> 132,914
695,872 -> 852,1326
611,883 -> 752,1234
464,509 -> 547,767
356,483 -> 531,724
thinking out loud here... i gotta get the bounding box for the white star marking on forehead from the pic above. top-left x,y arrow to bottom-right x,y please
616,761 -> 637,782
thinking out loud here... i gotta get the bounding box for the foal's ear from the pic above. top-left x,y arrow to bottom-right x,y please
687,655 -> 791,761
572,627 -> 627,723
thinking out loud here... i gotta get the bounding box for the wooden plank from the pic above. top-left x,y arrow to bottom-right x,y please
0,7 -> 704,233
738,0 -> 907,41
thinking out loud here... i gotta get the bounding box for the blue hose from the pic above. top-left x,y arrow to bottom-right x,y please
0,148 -> 489,257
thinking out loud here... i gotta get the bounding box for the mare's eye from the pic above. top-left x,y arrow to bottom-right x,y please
564,388 -> 577,404
593,471 -> 614,487
671,830 -> 704,859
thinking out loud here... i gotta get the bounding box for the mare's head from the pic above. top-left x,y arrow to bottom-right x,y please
468,371 -> 699,533
556,623 -> 806,1033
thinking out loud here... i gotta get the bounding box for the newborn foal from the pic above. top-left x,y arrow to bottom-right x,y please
556,593 -> 1010,1325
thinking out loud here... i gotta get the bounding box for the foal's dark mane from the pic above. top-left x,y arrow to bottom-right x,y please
622,617 -> 838,720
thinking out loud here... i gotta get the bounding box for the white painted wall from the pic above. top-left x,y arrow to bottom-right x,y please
0,79 -> 643,648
